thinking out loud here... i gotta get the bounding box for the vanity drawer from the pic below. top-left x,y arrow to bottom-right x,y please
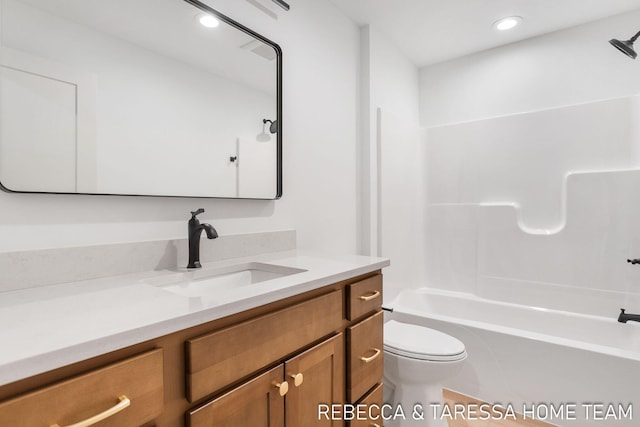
187,290 -> 344,402
350,383 -> 383,427
347,311 -> 383,402
347,275 -> 382,320
0,349 -> 163,427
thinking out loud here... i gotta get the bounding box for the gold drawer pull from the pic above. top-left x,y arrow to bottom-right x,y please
371,424 -> 381,427
360,348 -> 381,363
273,381 -> 289,396
289,372 -> 304,387
50,395 -> 130,427
359,291 -> 380,301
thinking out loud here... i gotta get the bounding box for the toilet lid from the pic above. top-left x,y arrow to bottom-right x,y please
384,320 -> 466,361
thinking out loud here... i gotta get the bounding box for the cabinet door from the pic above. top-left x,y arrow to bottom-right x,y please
188,365 -> 285,427
285,334 -> 345,427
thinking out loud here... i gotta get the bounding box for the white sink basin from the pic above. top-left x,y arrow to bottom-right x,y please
146,262 -> 307,298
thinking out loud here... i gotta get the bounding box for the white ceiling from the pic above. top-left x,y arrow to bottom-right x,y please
329,0 -> 640,67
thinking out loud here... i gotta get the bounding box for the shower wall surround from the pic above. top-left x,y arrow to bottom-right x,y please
426,97 -> 638,231
423,97 -> 640,315
419,10 -> 640,317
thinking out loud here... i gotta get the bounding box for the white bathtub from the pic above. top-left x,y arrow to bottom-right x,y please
387,288 -> 640,426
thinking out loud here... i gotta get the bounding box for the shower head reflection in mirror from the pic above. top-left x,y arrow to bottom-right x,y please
257,119 -> 277,142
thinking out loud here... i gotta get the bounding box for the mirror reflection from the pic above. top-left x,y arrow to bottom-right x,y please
0,0 -> 281,198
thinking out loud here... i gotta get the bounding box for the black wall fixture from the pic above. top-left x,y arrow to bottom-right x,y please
610,30 -> 640,59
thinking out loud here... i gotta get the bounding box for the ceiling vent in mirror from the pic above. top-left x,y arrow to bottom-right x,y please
241,39 -> 277,61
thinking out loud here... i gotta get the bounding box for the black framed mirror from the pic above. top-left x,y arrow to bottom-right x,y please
0,0 -> 282,199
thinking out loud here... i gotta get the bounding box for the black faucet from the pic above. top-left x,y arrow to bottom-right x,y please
187,209 -> 218,269
618,308 -> 640,323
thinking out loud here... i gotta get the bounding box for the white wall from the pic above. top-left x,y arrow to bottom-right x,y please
0,0 -> 360,253
420,10 -> 640,314
366,27 -> 420,125
420,9 -> 640,127
360,25 -> 423,297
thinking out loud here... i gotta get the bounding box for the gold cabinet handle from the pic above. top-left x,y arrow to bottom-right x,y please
50,395 -> 130,427
360,348 -> 381,363
273,381 -> 289,396
359,291 -> 380,301
289,372 -> 304,387
370,424 -> 381,427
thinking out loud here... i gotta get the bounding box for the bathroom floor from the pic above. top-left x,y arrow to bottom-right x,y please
443,390 -> 557,427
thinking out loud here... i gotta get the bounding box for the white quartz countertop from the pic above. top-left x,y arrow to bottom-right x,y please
0,250 -> 389,386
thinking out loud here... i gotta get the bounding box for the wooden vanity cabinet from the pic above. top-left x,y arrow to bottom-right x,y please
188,334 -> 344,427
0,270 -> 383,427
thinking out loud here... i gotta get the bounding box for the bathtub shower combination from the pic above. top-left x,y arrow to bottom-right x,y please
385,288 -> 640,426
375,93 -> 640,427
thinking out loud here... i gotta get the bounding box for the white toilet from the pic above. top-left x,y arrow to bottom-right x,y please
383,320 -> 467,427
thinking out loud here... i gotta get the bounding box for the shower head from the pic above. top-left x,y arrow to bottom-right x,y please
610,38 -> 637,59
263,118 -> 278,134
610,30 -> 640,59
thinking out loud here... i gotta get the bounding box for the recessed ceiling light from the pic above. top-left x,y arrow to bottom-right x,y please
198,13 -> 220,28
493,16 -> 523,31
